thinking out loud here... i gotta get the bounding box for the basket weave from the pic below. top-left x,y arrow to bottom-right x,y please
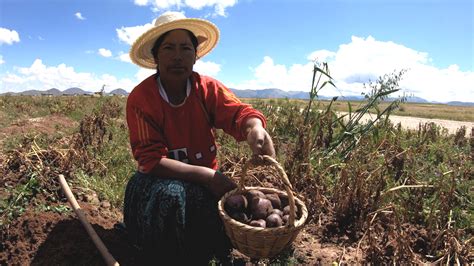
218,155 -> 308,259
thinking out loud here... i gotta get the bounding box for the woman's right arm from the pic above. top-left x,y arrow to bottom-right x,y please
149,158 -> 237,198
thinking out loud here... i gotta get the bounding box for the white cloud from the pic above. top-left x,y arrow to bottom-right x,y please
135,68 -> 155,82
133,0 -> 237,16
0,59 -> 136,93
117,21 -> 155,45
194,60 -> 221,77
328,36 -> 429,82
0,55 -> 4,65
134,0 -> 149,6
184,0 -> 238,16
98,48 -> 113,57
227,56 -> 316,94
75,12 -> 86,20
118,52 -> 132,63
0,27 -> 20,45
149,0 -> 182,9
231,36 -> 474,102
307,49 -> 336,63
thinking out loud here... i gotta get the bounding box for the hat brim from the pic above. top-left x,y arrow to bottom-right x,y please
130,18 -> 219,69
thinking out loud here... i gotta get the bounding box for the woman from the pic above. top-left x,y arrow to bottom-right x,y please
124,12 -> 275,264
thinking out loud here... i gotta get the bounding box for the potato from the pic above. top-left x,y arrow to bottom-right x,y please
246,189 -> 265,203
265,193 -> 282,209
224,194 -> 248,213
249,219 -> 266,228
282,214 -> 289,225
250,197 -> 273,220
283,205 -> 297,216
230,212 -> 250,224
279,195 -> 289,209
266,213 -> 283,227
270,208 -> 283,217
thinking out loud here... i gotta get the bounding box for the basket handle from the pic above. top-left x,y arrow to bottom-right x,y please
240,155 -> 297,227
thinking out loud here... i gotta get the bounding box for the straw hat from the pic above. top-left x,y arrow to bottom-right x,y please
130,12 -> 220,69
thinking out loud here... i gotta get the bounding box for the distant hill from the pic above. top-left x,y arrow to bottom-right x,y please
45,88 -> 62,96
108,88 -> 129,96
62,87 -> 90,95
446,101 -> 474,107
231,88 -> 448,104
231,88 -> 357,101
0,87 -> 130,96
1,87 -> 473,106
232,88 -> 369,101
231,88 -> 324,100
405,96 -> 428,103
15,89 -> 43,96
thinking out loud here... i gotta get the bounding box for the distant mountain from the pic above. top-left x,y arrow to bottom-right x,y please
405,96 -> 428,103
232,88 -> 350,101
0,88 -> 63,96
231,88 -> 446,104
231,88 -> 366,101
0,87 -> 131,96
109,88 -> 129,96
63,87 -> 90,95
231,88 -> 313,99
289,91 -> 317,99
339,95 -> 365,101
16,89 -> 43,96
446,101 -> 474,107
45,88 -> 62,96
1,87 -> 472,107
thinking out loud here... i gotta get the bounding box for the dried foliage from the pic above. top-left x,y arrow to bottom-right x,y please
0,98 -> 128,227
1,70 -> 473,263
246,64 -> 473,263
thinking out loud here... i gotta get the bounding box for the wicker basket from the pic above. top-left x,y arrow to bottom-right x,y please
218,155 -> 308,259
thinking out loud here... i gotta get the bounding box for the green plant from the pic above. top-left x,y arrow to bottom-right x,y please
0,172 -> 41,227
326,70 -> 407,158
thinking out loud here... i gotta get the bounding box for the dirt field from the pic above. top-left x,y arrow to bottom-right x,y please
0,114 -> 361,265
1,111 -> 471,265
387,115 -> 473,135
339,112 -> 473,136
0,200 -> 362,265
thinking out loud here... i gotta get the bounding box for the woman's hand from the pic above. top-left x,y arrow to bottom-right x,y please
206,171 -> 237,198
244,117 -> 276,157
150,159 -> 236,198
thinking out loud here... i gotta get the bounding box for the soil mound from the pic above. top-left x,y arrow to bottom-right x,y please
0,204 -> 147,265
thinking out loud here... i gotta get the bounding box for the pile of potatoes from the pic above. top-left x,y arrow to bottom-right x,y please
224,189 -> 297,228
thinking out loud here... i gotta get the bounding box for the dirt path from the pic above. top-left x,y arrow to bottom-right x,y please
338,112 -> 473,136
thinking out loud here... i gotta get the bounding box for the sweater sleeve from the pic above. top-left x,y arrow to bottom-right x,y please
126,94 -> 168,174
197,74 -> 267,141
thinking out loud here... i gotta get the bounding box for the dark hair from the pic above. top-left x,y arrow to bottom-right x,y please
151,29 -> 198,74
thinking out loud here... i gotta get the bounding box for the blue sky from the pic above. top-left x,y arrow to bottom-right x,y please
0,0 -> 473,102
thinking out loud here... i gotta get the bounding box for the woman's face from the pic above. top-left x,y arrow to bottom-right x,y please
155,29 -> 196,81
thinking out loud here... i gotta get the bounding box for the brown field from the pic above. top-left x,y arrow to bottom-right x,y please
243,98 -> 474,122
1,95 -> 472,265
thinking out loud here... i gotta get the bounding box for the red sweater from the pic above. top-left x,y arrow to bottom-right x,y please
126,72 -> 267,173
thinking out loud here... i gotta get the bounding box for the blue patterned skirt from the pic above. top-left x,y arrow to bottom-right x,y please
123,171 -> 231,264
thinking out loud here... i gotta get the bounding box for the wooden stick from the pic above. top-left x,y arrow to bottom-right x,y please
58,174 -> 119,266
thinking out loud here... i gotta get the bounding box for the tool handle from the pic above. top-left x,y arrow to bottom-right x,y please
59,174 -> 119,266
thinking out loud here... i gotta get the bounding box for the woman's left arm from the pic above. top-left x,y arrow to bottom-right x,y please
197,74 -> 275,156
243,117 -> 276,157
